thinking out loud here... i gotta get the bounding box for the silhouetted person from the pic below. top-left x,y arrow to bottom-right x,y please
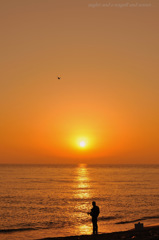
88,201 -> 100,234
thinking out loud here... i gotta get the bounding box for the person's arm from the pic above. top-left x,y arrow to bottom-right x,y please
88,209 -> 93,216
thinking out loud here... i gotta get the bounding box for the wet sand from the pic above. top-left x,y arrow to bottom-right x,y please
37,225 -> 159,240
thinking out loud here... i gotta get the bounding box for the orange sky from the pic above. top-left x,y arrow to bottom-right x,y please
0,0 -> 159,164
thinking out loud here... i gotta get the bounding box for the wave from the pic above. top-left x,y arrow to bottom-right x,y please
0,220 -> 74,234
116,215 -> 159,224
99,216 -> 117,221
0,227 -> 38,233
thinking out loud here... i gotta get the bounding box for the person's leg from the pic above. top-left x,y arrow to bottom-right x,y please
96,221 -> 98,234
93,218 -> 97,234
93,222 -> 95,234
94,219 -> 97,234
92,219 -> 96,234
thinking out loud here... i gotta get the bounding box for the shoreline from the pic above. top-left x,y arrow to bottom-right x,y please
37,225 -> 159,240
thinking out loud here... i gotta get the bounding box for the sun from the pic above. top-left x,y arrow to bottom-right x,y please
79,141 -> 86,148
75,137 -> 89,150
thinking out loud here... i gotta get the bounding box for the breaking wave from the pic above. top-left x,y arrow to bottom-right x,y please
116,215 -> 159,224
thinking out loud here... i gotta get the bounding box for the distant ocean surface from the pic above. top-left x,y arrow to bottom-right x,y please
0,164 -> 159,240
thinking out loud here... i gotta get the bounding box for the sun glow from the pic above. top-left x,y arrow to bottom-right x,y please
67,132 -> 97,156
80,141 -> 86,147
76,137 -> 89,150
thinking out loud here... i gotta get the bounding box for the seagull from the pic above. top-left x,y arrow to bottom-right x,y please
57,76 -> 61,80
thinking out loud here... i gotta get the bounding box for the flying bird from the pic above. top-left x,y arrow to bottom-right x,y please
57,76 -> 61,80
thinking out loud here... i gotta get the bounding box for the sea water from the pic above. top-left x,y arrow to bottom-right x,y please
0,164 -> 159,240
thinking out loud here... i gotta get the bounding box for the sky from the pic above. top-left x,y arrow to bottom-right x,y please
0,0 -> 159,164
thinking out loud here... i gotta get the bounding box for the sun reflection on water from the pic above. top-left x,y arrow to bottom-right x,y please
76,224 -> 92,235
72,164 -> 92,235
75,164 -> 91,199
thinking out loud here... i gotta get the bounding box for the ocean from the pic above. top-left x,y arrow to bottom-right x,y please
0,164 -> 159,240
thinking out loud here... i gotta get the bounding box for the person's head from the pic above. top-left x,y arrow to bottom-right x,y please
92,201 -> 96,206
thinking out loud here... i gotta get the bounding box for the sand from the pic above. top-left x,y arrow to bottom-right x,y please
37,225 -> 159,240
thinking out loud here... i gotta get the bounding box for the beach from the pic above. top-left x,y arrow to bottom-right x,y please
37,225 -> 159,240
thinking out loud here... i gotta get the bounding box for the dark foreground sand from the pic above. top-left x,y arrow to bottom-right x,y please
37,225 -> 159,240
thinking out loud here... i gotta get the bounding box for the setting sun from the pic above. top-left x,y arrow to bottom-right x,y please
75,137 -> 90,150
80,141 -> 86,148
